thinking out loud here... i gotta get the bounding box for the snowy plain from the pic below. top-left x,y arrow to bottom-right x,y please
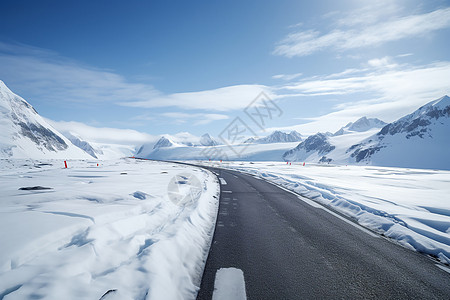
0,158 -> 219,300
199,161 -> 450,264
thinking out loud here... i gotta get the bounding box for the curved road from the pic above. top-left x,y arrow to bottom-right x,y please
196,167 -> 450,299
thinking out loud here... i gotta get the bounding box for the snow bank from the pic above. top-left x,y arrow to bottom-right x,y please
0,158 -> 219,299
201,161 -> 450,264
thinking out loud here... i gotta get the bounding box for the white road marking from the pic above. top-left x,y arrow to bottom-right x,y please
222,191 -> 232,193
219,178 -> 227,185
212,268 -> 247,300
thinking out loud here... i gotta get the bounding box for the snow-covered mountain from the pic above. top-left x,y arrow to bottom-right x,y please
135,130 -> 302,161
334,117 -> 386,136
59,131 -> 136,159
153,136 -> 175,149
64,132 -> 99,158
200,133 -> 218,146
283,95 -> 450,170
347,95 -> 450,169
283,133 -> 335,162
140,142 -> 300,161
245,130 -> 302,144
0,81 -> 90,159
135,132 -> 220,158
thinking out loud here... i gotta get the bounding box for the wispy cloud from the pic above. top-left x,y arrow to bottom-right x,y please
271,59 -> 450,134
333,1 -> 401,27
283,60 -> 450,101
46,119 -> 157,145
119,84 -> 274,111
272,72 -> 303,81
0,42 -> 271,113
161,112 -> 229,125
274,7 -> 450,57
0,42 -> 161,104
367,56 -> 398,69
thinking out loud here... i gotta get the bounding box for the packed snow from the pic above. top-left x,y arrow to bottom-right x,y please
0,158 -> 220,299
199,161 -> 450,264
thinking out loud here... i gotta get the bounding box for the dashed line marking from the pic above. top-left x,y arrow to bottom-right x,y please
219,177 -> 227,185
212,268 -> 247,300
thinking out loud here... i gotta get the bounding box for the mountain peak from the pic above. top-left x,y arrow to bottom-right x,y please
153,136 -> 174,149
257,130 -> 302,144
200,133 -> 218,146
335,117 -> 386,135
432,95 -> 450,109
348,117 -> 386,132
0,80 -> 12,93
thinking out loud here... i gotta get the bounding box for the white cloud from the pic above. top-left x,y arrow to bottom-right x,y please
273,61 -> 450,134
46,119 -> 157,145
284,61 -> 450,101
274,7 -> 450,57
334,1 -> 400,27
367,56 -> 397,68
119,84 -> 275,111
0,43 -> 161,105
161,112 -> 229,125
272,72 -> 303,81
0,42 -> 272,112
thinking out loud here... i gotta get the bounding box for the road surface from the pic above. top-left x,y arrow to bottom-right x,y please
196,167 -> 450,299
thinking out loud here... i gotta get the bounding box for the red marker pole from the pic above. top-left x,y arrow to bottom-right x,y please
64,160 -> 68,168
303,162 -> 305,166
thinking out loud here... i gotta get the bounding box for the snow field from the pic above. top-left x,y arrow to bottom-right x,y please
200,161 -> 450,264
0,158 -> 220,299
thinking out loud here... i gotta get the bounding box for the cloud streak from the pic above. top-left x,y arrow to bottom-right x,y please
0,42 -> 161,105
119,84 -> 274,111
0,42 -> 271,113
161,112 -> 229,125
274,7 -> 450,57
283,61 -> 450,102
271,60 -> 450,134
46,119 -> 157,145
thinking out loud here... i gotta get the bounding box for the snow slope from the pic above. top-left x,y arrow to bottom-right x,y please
0,158 -> 219,299
0,81 -> 90,159
201,161 -> 450,265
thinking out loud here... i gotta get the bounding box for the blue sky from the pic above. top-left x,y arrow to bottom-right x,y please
1,0 -> 450,144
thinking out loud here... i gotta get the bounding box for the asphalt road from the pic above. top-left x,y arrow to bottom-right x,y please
196,167 -> 450,300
